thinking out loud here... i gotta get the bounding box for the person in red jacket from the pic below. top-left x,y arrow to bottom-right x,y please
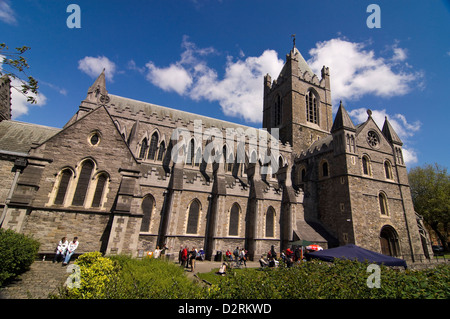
181,246 -> 188,268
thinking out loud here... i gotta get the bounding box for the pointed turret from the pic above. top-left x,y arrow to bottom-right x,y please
79,69 -> 110,109
382,117 -> 403,146
87,68 -> 108,98
331,101 -> 356,133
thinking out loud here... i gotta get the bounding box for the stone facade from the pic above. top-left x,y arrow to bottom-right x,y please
0,45 -> 432,263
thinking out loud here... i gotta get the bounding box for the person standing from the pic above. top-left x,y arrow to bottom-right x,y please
63,237 -> 79,265
181,246 -> 188,268
53,237 -> 68,263
189,247 -> 197,272
154,246 -> 162,258
239,248 -> 247,267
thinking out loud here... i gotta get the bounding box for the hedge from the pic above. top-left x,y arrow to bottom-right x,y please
57,254 -> 450,299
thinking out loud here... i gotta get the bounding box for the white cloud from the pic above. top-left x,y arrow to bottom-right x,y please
10,78 -> 47,119
348,108 -> 421,165
78,56 -> 116,81
143,37 -> 284,123
0,0 -> 17,25
307,38 -> 421,106
145,62 -> 192,95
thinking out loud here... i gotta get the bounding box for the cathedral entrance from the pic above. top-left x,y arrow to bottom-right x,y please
380,225 -> 400,256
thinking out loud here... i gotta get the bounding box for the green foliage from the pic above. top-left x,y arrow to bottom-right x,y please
56,254 -> 449,299
204,260 -> 450,299
0,43 -> 39,104
105,256 -> 205,299
0,229 -> 40,286
60,252 -> 120,299
57,254 -> 205,299
409,163 -> 450,250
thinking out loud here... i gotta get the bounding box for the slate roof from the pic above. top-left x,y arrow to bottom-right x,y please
107,94 -> 255,132
0,120 -> 60,154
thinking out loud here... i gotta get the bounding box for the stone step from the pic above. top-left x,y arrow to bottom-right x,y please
0,260 -> 71,299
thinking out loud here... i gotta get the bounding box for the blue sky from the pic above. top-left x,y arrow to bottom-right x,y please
1,0 -> 449,169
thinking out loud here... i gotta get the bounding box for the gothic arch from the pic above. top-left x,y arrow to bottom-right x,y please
305,88 -> 320,124
228,203 -> 241,236
265,206 -> 276,238
186,198 -> 202,234
140,194 -> 155,233
380,225 -> 400,256
53,167 -> 75,205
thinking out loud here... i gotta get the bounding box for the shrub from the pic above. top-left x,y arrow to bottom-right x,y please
205,259 -> 450,299
105,256 -> 205,299
60,251 -> 120,299
0,229 -> 40,286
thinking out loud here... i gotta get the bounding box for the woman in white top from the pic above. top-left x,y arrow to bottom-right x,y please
63,237 -> 79,265
53,237 -> 68,263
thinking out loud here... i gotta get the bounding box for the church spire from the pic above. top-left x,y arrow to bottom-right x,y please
382,116 -> 403,145
85,69 -> 110,105
331,101 -> 356,133
87,68 -> 108,97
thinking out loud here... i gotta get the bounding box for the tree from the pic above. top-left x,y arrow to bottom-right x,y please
0,43 -> 39,104
409,163 -> 450,251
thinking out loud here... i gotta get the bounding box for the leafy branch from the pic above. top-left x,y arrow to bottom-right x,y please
0,43 -> 39,104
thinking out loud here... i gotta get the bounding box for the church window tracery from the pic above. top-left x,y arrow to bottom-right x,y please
306,90 -> 318,124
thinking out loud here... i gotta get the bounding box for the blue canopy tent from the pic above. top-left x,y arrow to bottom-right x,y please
306,244 -> 407,268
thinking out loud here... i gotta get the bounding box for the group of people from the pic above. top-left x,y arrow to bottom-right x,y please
53,236 -> 79,265
259,245 -> 304,268
224,247 -> 248,267
178,246 -> 203,272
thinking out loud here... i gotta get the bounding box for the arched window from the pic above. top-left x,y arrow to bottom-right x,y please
187,139 -> 195,165
72,160 -> 94,206
250,150 -> 257,164
274,94 -> 282,126
54,169 -> 72,205
378,192 -> 389,216
265,206 -> 275,237
186,199 -> 200,234
228,203 -> 240,236
362,156 -> 371,176
194,148 -> 202,167
139,138 -> 148,159
301,168 -> 306,182
148,132 -> 159,160
384,161 -> 393,180
380,226 -> 399,256
91,173 -> 108,208
157,141 -> 166,161
306,90 -> 318,124
321,161 -> 329,177
140,195 -> 154,232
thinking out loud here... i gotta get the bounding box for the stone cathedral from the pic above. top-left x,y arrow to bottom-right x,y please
0,44 -> 432,263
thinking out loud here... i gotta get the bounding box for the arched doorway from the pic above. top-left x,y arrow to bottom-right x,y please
380,225 -> 400,256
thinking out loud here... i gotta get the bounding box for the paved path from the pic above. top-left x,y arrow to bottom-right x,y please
0,260 -> 71,299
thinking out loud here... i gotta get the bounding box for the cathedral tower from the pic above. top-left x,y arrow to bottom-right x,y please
263,44 -> 333,155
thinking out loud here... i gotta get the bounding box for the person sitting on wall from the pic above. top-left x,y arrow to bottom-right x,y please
53,236 -> 68,263
62,237 -> 79,266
